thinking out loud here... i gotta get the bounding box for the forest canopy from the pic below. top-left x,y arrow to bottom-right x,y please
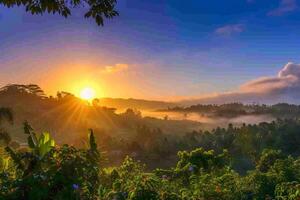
1,121 -> 300,199
1,84 -> 300,199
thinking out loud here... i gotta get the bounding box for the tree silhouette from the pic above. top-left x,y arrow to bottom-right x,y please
0,84 -> 46,98
0,107 -> 13,145
0,0 -> 118,26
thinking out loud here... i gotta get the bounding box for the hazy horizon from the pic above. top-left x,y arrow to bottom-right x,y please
2,1 -> 300,103
2,1 -> 300,199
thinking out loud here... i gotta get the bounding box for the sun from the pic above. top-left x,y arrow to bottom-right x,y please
80,87 -> 96,101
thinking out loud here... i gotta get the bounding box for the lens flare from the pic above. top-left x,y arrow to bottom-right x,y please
80,87 -> 96,100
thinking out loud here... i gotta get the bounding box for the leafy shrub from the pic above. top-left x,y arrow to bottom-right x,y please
0,125 -> 100,200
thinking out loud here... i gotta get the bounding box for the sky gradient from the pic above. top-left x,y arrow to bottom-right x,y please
1,0 -> 300,101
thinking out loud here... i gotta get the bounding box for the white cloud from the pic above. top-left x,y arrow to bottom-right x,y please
101,63 -> 128,74
240,62 -> 300,92
215,24 -> 245,36
182,62 -> 300,105
268,0 -> 298,16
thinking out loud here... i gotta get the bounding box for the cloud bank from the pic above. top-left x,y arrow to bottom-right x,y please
182,62 -> 300,105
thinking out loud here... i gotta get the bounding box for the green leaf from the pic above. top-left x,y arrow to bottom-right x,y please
5,146 -> 24,170
37,132 -> 55,157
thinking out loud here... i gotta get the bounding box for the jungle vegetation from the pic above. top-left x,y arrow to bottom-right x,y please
0,84 -> 300,199
0,118 -> 300,199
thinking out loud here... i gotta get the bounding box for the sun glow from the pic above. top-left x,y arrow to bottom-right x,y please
80,87 -> 96,100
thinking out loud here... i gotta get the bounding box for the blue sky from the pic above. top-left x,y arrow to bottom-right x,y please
1,0 -> 300,100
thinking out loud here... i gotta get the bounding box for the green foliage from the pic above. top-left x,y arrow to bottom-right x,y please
0,0 -> 118,26
22,121 -> 55,158
99,157 -> 161,200
257,149 -> 285,172
178,118 -> 300,174
275,182 -> 300,200
1,136 -> 300,199
176,148 -> 229,173
2,144 -> 100,199
1,118 -> 300,199
1,124 -> 101,200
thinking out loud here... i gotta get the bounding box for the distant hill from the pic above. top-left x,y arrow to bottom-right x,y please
99,97 -> 177,111
160,102 -> 300,118
0,84 -> 200,145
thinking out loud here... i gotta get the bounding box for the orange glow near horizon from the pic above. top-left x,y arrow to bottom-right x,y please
37,61 -> 172,101
40,63 -> 105,99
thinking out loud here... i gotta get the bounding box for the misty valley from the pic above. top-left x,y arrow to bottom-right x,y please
1,84 -> 300,199
2,0 -> 300,198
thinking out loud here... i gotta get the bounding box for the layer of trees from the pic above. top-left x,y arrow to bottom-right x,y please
162,103 -> 300,118
97,118 -> 300,172
0,119 -> 299,199
0,108 -> 300,199
1,84 -> 300,170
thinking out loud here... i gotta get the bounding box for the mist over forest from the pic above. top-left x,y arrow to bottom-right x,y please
2,0 -> 300,198
1,83 -> 300,199
1,84 -> 299,167
0,84 -> 289,145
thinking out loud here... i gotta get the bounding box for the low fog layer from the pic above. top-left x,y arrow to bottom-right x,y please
142,111 -> 274,129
